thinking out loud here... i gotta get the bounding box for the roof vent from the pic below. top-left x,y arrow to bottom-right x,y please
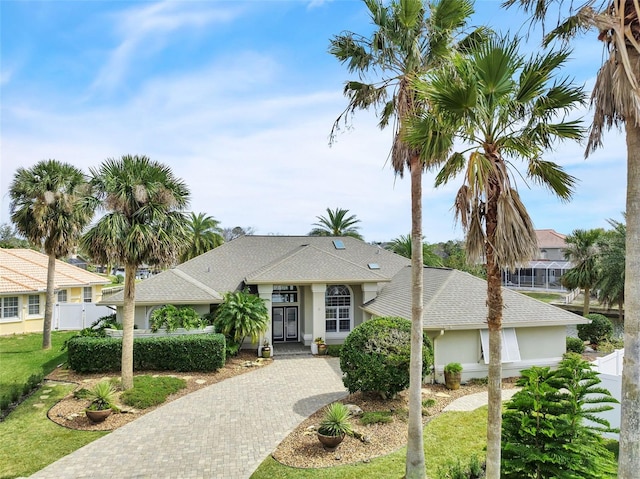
368,263 -> 380,270
333,239 -> 345,250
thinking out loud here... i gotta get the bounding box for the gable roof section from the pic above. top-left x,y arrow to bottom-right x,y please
103,236 -> 410,305
0,248 -> 110,295
246,244 -> 390,284
363,266 -> 587,329
536,229 -> 567,249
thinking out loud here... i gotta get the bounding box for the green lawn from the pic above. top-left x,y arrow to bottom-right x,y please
0,331 -> 77,386
0,381 -> 107,479
250,408 -> 488,479
520,291 -> 564,303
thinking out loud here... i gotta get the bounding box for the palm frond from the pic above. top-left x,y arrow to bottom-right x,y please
527,158 -> 578,201
434,152 -> 466,186
494,189 -> 538,270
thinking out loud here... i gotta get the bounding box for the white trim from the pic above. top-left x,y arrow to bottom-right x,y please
479,328 -> 521,364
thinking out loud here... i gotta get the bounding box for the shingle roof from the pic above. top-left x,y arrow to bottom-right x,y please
0,248 -> 110,294
363,266 -> 587,329
103,236 -> 410,305
536,229 -> 567,249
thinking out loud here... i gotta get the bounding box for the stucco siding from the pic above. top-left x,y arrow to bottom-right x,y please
517,325 -> 566,361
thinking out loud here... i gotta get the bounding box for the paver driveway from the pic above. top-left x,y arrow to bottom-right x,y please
30,355 -> 347,479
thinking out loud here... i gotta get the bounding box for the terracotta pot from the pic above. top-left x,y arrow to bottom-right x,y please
85,408 -> 112,423
444,371 -> 462,390
317,432 -> 345,450
318,344 -> 328,356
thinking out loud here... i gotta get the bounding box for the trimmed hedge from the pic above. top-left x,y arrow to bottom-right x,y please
578,313 -> 614,345
566,336 -> 585,354
67,333 -> 226,373
340,316 -> 433,399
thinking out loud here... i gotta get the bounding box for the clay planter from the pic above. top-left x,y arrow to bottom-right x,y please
262,347 -> 272,359
317,344 -> 328,356
85,408 -> 112,423
444,371 -> 462,390
317,432 -> 345,450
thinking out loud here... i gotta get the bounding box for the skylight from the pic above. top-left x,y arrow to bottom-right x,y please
368,263 -> 380,270
333,239 -> 345,250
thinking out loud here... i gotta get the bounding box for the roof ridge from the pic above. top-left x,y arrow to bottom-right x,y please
304,244 -> 389,280
245,244 -> 310,280
423,267 -> 453,310
171,269 -> 222,300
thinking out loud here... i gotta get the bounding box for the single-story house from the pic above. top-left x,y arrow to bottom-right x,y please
0,248 -> 111,335
102,235 -> 587,381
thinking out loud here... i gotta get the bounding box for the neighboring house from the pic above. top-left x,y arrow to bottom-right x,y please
0,248 -> 111,335
101,235 -> 586,380
502,229 -> 573,292
364,266 -> 587,382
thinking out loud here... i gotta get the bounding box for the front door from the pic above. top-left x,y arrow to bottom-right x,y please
272,306 -> 298,342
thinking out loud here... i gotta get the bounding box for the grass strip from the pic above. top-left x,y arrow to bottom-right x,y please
121,375 -> 187,409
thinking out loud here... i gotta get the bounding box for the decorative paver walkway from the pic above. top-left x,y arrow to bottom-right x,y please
30,356 -> 347,479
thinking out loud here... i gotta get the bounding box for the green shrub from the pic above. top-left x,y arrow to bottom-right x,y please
566,336 -> 585,354
360,411 -> 393,425
326,345 -> 342,357
67,334 -> 226,373
318,402 -> 353,437
85,381 -> 119,411
437,456 -> 485,479
340,316 -> 433,399
422,398 -> 436,408
149,305 -> 205,332
577,313 -> 614,345
121,375 -> 186,409
501,355 -> 618,478
214,289 -> 269,354
597,339 -> 625,353
444,362 -> 463,374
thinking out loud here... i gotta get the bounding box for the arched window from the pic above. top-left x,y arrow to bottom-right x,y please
325,285 -> 352,333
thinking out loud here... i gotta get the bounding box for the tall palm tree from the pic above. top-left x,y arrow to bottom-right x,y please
406,36 -> 585,478
329,2 -> 485,475
562,228 -> 605,315
81,155 -> 190,390
180,212 -> 224,263
9,159 -> 93,349
308,207 -> 363,239
597,218 -> 626,319
387,234 -> 443,266
503,2 -> 640,473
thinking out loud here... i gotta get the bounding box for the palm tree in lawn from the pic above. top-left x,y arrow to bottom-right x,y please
180,212 -> 224,263
81,155 -> 190,390
9,159 -> 94,350
329,1 -> 486,475
405,36 -> 585,478
597,217 -> 626,320
503,2 -> 640,473
562,228 -> 605,315
387,234 -> 443,266
308,207 -> 363,239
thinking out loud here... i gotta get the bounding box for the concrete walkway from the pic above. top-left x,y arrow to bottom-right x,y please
443,388 -> 520,412
30,356 -> 347,479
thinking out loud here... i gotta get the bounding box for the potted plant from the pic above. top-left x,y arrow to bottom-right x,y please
85,381 -> 119,423
311,337 -> 324,355
317,402 -> 353,450
261,339 -> 272,359
444,362 -> 463,390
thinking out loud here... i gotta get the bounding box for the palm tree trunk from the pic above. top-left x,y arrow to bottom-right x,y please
406,153 -> 426,479
43,253 -> 56,350
121,263 -> 137,390
619,112 -> 640,478
485,189 -> 503,479
583,286 -> 591,316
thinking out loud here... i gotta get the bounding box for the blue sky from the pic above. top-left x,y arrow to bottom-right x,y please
0,0 -> 627,244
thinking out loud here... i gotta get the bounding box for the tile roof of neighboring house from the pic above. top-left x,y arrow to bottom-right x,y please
535,229 -> 567,249
102,236 -> 410,306
0,248 -> 110,294
363,266 -> 587,329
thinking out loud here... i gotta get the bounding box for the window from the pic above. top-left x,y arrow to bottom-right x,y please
272,285 -> 298,303
479,328 -> 521,364
28,295 -> 40,315
1,297 -> 19,319
83,287 -> 92,303
57,290 -> 68,303
332,239 -> 345,250
325,285 -> 352,333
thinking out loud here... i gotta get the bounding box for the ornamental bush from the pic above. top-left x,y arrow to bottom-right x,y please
149,305 -> 205,332
577,313 -> 614,345
566,336 -> 585,354
340,316 -> 433,399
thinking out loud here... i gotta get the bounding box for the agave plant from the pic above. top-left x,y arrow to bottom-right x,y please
86,381 -> 119,412
318,402 -> 353,437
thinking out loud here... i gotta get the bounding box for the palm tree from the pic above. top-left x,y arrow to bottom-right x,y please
405,36 -> 585,478
308,207 -> 363,239
387,234 -> 443,266
597,218 -> 626,319
562,228 -> 605,315
9,160 -> 93,349
329,2 -> 485,475
180,212 -> 224,263
503,3 -> 640,473
81,155 -> 190,390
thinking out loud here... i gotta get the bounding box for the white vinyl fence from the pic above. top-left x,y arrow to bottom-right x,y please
591,349 -> 624,439
54,303 -> 115,331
